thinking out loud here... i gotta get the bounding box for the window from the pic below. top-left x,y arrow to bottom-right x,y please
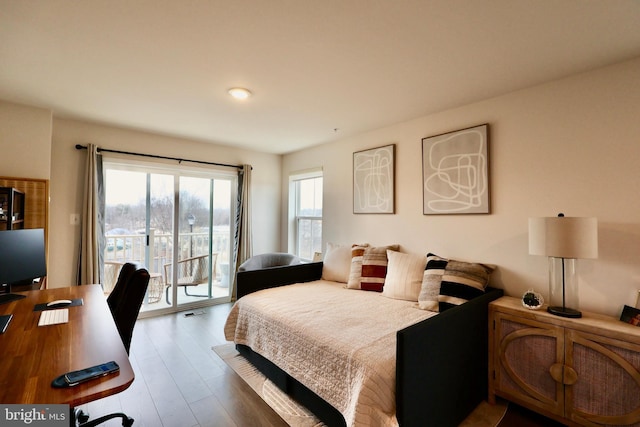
290,170 -> 322,261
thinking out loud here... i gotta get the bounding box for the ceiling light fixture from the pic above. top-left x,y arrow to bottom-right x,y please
228,87 -> 252,100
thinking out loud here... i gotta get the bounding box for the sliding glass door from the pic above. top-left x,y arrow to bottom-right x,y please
103,160 -> 236,315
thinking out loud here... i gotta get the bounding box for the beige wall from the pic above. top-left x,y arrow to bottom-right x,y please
49,118 -> 282,286
3,57 -> 639,316
282,57 -> 640,317
0,100 -> 52,179
0,99 -> 281,290
0,100 -> 52,267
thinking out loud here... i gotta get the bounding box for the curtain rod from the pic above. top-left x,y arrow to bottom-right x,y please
75,144 -> 246,170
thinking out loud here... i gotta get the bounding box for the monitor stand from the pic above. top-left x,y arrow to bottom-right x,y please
0,283 -> 27,305
0,293 -> 26,305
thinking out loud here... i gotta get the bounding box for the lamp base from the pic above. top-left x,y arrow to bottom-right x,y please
547,305 -> 582,318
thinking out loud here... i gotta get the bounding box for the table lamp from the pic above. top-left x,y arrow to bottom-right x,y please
529,213 -> 598,318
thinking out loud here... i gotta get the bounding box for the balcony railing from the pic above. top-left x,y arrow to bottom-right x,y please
103,228 -> 230,288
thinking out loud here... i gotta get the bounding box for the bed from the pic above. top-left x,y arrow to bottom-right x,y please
225,260 -> 503,427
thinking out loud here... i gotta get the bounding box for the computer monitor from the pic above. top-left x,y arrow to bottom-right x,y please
0,228 -> 47,304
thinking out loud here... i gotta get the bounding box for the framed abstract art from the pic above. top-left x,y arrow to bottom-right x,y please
422,124 -> 490,215
353,144 -> 395,214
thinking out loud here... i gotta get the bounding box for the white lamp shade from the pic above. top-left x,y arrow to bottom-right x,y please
529,216 -> 598,259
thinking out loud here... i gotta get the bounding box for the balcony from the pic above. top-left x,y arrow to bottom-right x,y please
103,228 -> 231,307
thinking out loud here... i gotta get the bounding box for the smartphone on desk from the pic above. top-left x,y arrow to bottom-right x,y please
64,361 -> 119,386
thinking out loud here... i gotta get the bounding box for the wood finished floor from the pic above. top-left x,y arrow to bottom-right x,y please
77,302 -> 287,427
77,302 -> 564,427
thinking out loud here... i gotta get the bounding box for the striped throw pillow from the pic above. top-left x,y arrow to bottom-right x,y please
418,253 -> 494,312
347,244 -> 369,289
360,245 -> 399,292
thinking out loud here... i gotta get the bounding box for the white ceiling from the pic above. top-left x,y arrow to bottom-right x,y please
1,1 -> 639,154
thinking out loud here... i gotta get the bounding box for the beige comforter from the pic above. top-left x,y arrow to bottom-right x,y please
223,280 -> 436,427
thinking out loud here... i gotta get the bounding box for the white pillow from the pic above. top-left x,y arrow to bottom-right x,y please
321,243 -> 353,283
382,250 -> 427,301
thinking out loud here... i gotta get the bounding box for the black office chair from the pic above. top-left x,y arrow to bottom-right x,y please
107,263 -> 150,354
75,262 -> 150,427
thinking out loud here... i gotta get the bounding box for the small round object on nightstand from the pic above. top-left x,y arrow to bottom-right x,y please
522,290 -> 544,310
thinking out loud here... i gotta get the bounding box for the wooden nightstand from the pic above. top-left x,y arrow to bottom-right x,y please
489,296 -> 640,426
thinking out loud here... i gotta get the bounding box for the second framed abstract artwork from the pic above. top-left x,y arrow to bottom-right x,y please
422,124 -> 490,215
353,144 -> 395,214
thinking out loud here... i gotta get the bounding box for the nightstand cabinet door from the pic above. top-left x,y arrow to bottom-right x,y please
490,297 -> 640,427
493,312 -> 565,417
566,329 -> 640,426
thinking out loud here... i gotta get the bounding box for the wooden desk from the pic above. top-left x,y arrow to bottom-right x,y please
0,285 -> 134,407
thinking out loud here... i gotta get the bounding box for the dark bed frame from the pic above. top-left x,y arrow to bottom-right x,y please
235,262 -> 503,427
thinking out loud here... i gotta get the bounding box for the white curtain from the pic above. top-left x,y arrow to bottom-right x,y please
231,164 -> 252,300
77,144 -> 105,285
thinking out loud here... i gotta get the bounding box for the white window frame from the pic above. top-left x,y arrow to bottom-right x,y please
288,168 -> 323,261
102,157 -> 238,317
